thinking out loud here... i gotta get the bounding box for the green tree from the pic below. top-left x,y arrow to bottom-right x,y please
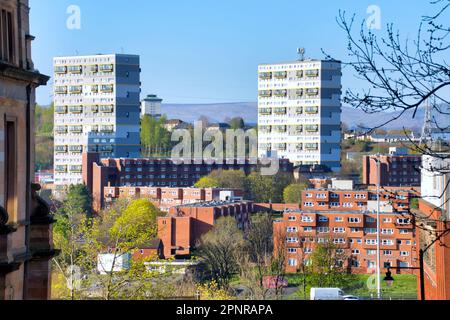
197,216 -> 244,288
35,103 -> 54,170
194,176 -> 220,188
52,198 -> 166,300
194,170 -> 247,191
283,183 -> 308,203
141,115 -> 172,156
228,117 -> 245,130
308,240 -> 355,289
247,172 -> 293,203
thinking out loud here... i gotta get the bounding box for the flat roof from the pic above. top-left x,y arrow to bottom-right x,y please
258,58 -> 341,66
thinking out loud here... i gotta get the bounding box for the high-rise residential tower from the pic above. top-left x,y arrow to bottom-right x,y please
53,54 -> 141,194
257,57 -> 342,171
141,94 -> 162,118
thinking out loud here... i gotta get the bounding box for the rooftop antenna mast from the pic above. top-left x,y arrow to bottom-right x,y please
297,48 -> 305,61
419,97 -> 433,146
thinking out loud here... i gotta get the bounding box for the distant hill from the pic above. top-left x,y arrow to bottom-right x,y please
161,102 -> 447,131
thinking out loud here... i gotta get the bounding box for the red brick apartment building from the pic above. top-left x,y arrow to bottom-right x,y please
415,199 -> 450,300
103,186 -> 243,212
274,210 -> 416,273
300,188 -> 415,213
82,152 -> 293,211
157,201 -> 253,259
362,148 -> 422,187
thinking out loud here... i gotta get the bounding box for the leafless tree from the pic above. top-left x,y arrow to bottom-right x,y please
327,0 -> 450,263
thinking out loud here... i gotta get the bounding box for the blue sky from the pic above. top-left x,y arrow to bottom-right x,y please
30,0 -> 436,105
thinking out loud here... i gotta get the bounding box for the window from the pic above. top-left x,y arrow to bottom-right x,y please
330,202 -> 340,207
343,202 -> 353,208
304,248 -> 313,254
367,250 -> 376,255
348,217 -> 361,223
287,248 -> 297,253
366,217 -> 376,223
396,218 -> 410,225
366,239 -> 377,245
301,216 -> 313,222
288,216 -> 296,221
381,239 -> 394,245
303,202 -> 314,207
350,228 -> 360,233
333,238 -> 345,244
400,251 -> 410,256
381,229 -> 394,235
335,217 -> 343,222
352,249 -> 360,255
365,228 -> 377,234
303,227 -> 313,232
334,227 -> 345,233
317,227 -> 329,233
383,250 -> 392,256
0,9 -> 15,63
5,119 -> 17,218
288,259 -> 297,267
318,216 -> 328,222
383,218 -> 392,223
286,237 -> 299,243
286,227 -> 298,233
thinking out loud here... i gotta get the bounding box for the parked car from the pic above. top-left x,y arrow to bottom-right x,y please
343,295 -> 360,300
310,288 -> 345,300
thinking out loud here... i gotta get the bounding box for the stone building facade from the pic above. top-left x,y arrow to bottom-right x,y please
0,0 -> 55,300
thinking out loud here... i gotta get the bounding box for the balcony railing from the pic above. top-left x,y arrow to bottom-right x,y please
100,85 -> 114,93
55,145 -> 68,153
259,126 -> 272,133
100,126 -> 114,133
69,145 -> 83,153
259,90 -> 272,98
69,126 -> 83,134
305,125 -> 319,132
55,86 -> 68,94
69,106 -> 83,114
274,89 -> 287,97
305,69 -> 320,77
305,106 -> 319,114
306,88 -> 320,96
68,65 -> 82,74
289,125 -> 303,135
305,143 -> 319,151
69,86 -> 83,94
55,126 -> 68,134
259,108 -> 272,115
259,72 -> 272,80
274,71 -> 287,79
69,166 -> 82,173
55,106 -> 68,114
100,105 -> 114,113
99,64 -> 114,72
274,126 -> 287,133
54,66 -> 67,74
293,107 -> 303,115
55,165 -> 68,173
274,107 -> 287,115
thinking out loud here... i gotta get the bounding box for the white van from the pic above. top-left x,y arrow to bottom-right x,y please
310,288 -> 345,300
